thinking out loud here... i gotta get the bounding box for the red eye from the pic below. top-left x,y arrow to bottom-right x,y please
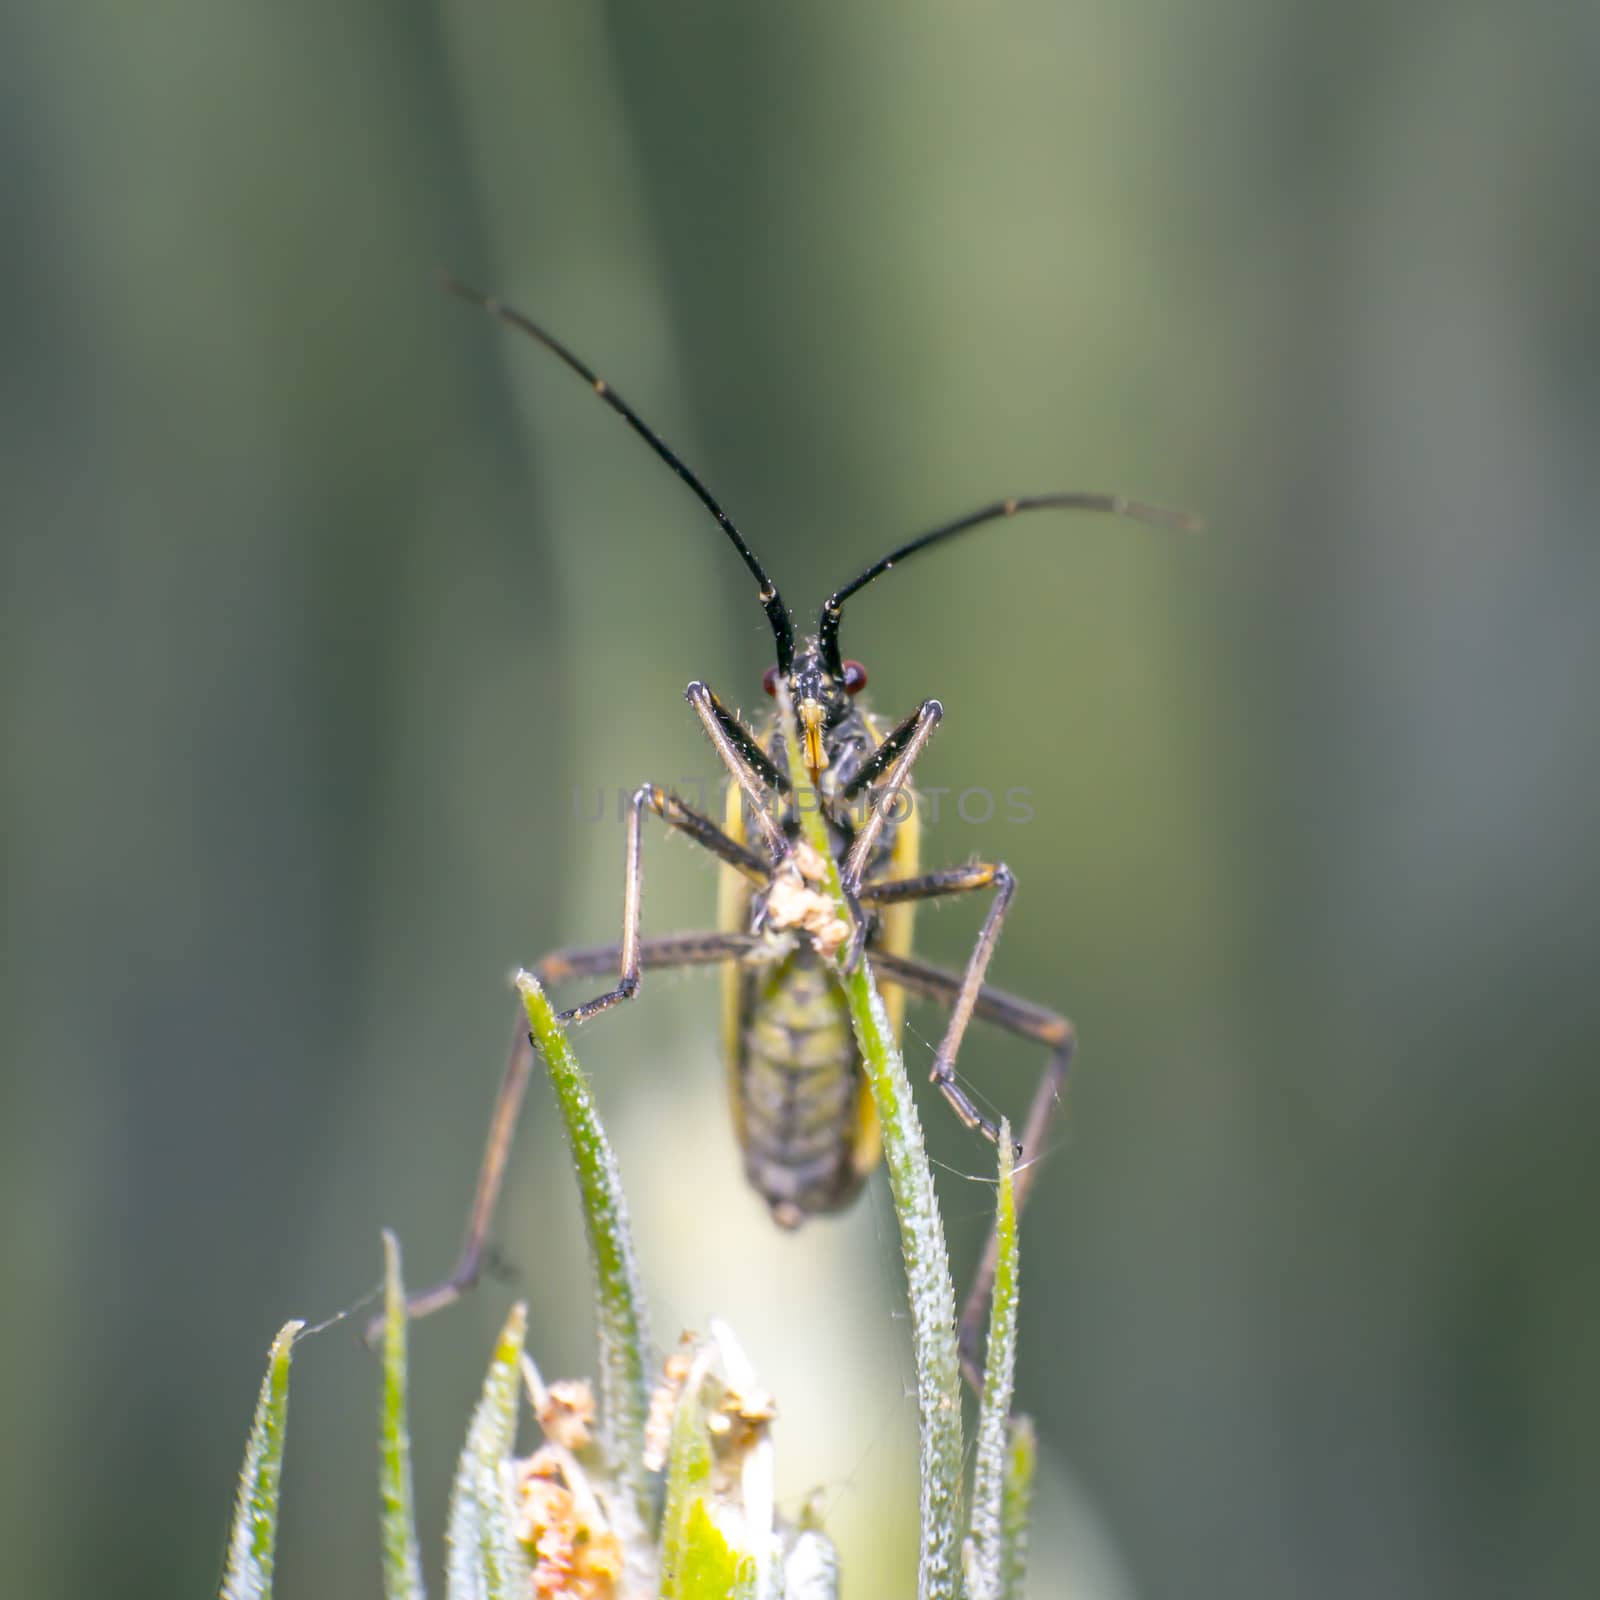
842,660 -> 868,694
762,665 -> 781,697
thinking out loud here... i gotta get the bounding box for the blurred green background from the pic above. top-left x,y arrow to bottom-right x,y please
4,2 -> 1597,1596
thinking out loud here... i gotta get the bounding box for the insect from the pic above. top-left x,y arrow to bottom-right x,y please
405,278 -> 1196,1381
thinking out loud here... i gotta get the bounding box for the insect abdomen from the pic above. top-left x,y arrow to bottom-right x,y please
737,949 -> 867,1228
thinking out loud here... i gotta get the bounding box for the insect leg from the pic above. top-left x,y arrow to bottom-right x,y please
840,700 -> 943,893
537,929 -> 763,982
838,701 -> 940,802
857,862 -> 1003,905
685,680 -> 789,857
858,861 -> 1018,1138
869,946 -> 1075,1393
561,782 -> 767,1025
383,930 -> 763,1334
841,860 -> 993,974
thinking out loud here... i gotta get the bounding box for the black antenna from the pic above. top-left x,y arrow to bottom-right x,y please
818,492 -> 1202,675
445,275 -> 795,671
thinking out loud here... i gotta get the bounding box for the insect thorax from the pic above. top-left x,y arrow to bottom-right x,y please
742,701 -> 902,881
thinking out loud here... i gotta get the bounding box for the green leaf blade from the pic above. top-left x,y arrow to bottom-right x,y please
379,1230 -> 426,1600
965,1127 -> 1020,1600
659,1343 -> 761,1600
777,689 -> 965,1600
659,1345 -> 716,1600
848,964 -> 964,1600
998,1416 -> 1037,1600
676,1500 -> 759,1600
219,1319 -> 303,1600
517,973 -> 655,1528
445,1303 -> 529,1600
